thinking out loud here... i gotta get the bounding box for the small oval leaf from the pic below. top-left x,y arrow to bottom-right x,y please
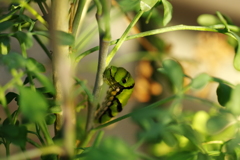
13,31 -> 33,49
162,0 -> 173,26
197,14 -> 221,26
159,59 -> 184,92
206,114 -> 234,134
191,73 -> 212,90
216,83 -> 232,106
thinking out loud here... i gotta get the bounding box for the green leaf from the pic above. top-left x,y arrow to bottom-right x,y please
216,83 -> 232,106
216,11 -> 230,31
0,7 -> 19,23
191,73 -> 212,90
56,31 -> 75,46
0,36 -> 10,55
226,84 -> 240,115
0,125 -> 27,148
197,152 -> 212,160
82,137 -> 138,160
181,124 -> 202,147
225,135 -> 240,154
168,151 -> 196,160
19,87 -> 48,122
13,31 -> 33,49
26,58 -> 46,72
45,114 -> 56,125
206,114 -> 234,134
197,14 -> 221,26
33,72 -> 55,95
192,111 -> 209,134
32,31 -> 49,38
159,59 -> 184,92
5,92 -> 18,104
0,52 -> 27,70
0,21 -> 14,32
162,0 -> 172,26
118,0 -> 140,12
230,32 -> 240,71
140,0 -> 158,12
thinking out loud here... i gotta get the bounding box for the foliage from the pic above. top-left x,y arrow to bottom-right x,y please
0,0 -> 240,160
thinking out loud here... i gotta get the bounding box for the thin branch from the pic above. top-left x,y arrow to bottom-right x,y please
93,95 -> 176,130
106,10 -> 144,66
75,24 -> 239,63
85,0 -> 111,132
33,35 -> 52,60
72,0 -> 92,36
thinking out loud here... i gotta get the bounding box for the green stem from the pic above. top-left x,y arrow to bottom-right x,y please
72,0 -> 91,36
36,1 -> 48,19
35,124 -> 45,145
37,120 -> 54,145
33,35 -> 52,60
85,0 -> 111,132
75,24 -> 239,63
93,95 -> 176,130
106,10 -> 144,66
184,94 -> 223,109
27,138 -> 41,148
20,43 -> 27,58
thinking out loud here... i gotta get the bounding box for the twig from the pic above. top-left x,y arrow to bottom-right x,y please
85,0 -> 111,132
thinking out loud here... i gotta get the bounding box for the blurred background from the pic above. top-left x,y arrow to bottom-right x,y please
0,0 -> 240,158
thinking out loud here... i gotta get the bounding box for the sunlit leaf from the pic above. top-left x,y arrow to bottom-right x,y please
197,14 -> 221,26
191,73 -> 212,90
226,84 -> 240,115
162,0 -> 172,26
206,114 -> 234,134
26,58 -> 46,72
19,87 -> 48,122
0,36 -> 10,55
140,0 -> 158,12
230,32 -> 240,71
118,0 -> 140,12
192,111 -> 209,134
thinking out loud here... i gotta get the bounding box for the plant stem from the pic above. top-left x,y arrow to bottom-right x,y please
50,0 -> 75,158
0,145 -> 63,160
85,0 -> 111,132
33,35 -> 52,60
75,24 -> 239,63
36,1 -> 48,19
37,120 -> 54,145
93,95 -> 176,130
106,10 -> 144,66
72,0 -> 91,36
